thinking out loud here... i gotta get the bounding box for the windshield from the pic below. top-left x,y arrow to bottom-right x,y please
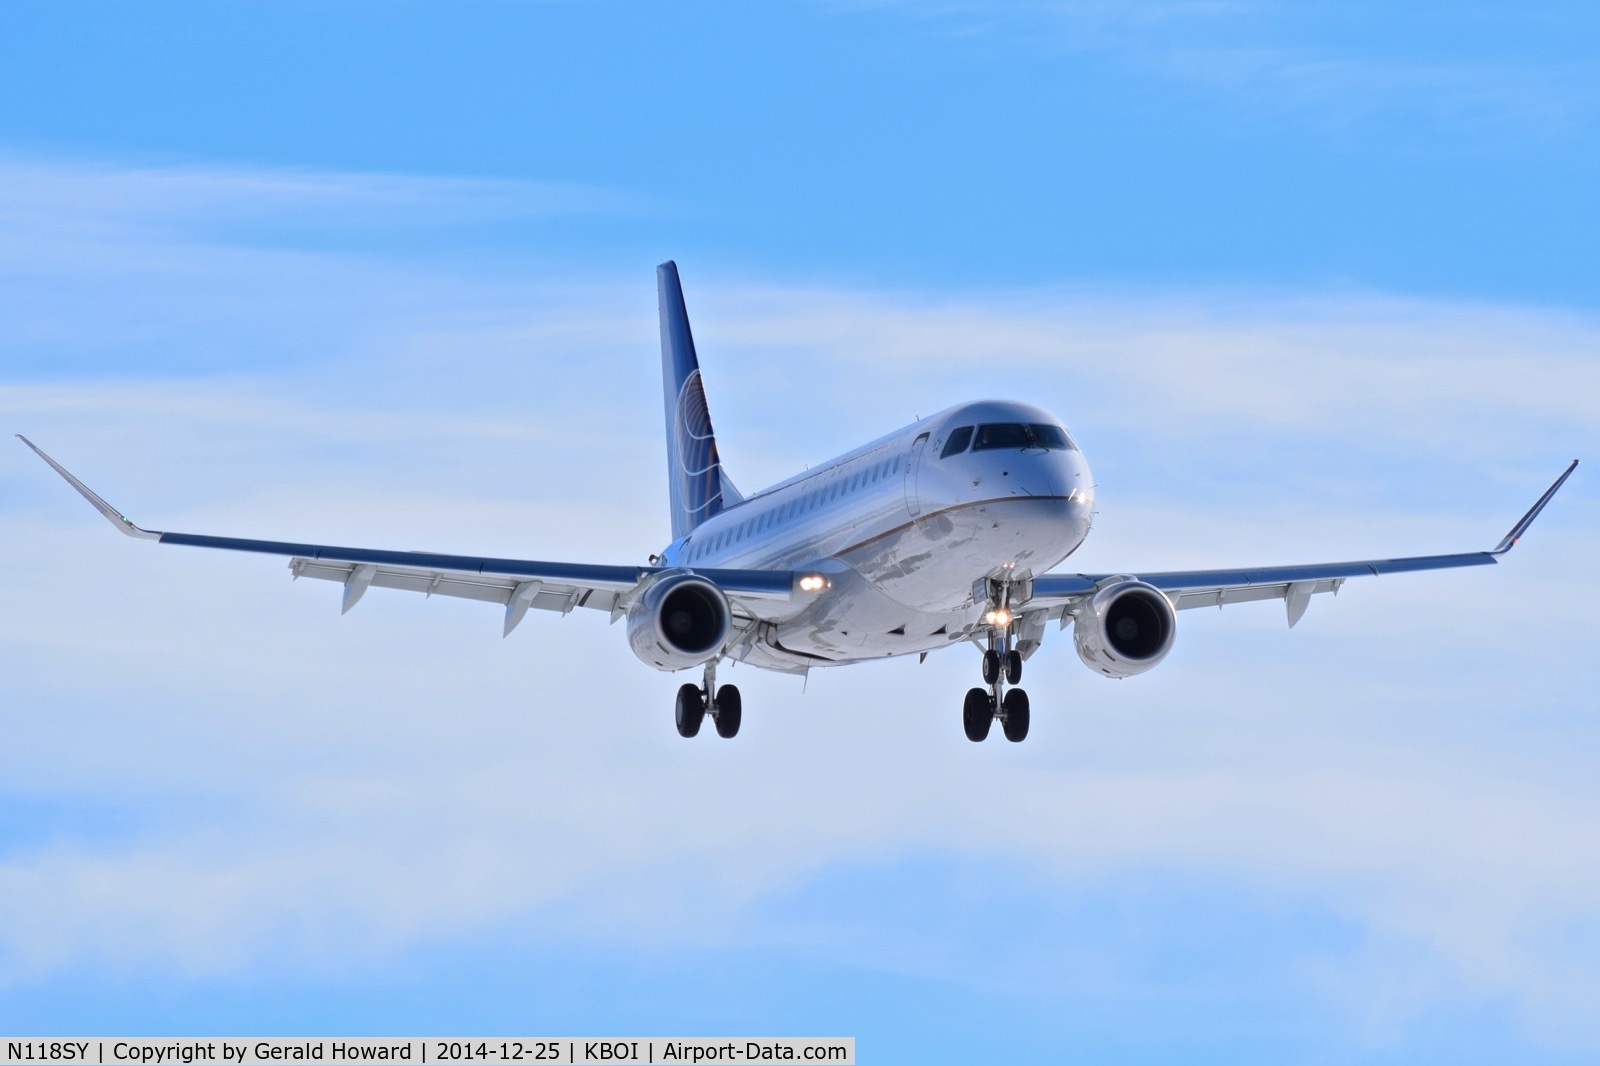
940,425 -> 974,458
971,423 -> 1077,452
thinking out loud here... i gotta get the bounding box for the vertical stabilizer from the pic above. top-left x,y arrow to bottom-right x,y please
658,261 -> 735,540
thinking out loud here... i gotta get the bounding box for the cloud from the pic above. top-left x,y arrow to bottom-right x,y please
2,154 -> 1597,1048
0,154 -> 633,241
847,0 -> 1598,138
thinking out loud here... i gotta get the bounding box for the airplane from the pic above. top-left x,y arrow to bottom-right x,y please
18,261 -> 1579,743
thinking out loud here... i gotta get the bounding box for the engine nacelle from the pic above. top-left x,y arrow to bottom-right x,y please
1073,579 -> 1177,679
626,572 -> 731,671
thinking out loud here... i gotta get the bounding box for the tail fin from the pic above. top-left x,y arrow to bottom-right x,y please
658,261 -> 738,540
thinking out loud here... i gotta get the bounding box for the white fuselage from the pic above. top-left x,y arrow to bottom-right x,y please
656,400 -> 1095,671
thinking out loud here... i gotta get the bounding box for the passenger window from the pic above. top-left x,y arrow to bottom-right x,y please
941,426 -> 974,458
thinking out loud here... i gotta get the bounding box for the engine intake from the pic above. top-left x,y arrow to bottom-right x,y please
626,572 -> 731,671
1073,579 -> 1177,678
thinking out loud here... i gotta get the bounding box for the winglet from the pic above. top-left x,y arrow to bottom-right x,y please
1490,459 -> 1579,556
15,435 -> 162,540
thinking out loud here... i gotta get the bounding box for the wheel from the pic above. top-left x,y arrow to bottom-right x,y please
981,649 -> 1001,684
962,687 -> 994,742
1005,649 -> 1023,685
1002,688 -> 1030,742
675,683 -> 705,738
713,684 -> 742,738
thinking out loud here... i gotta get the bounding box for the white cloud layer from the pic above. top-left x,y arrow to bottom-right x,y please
2,156 -> 1597,1047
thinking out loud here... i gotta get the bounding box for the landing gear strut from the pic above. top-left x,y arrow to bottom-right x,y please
677,659 -> 741,739
964,581 -> 1031,743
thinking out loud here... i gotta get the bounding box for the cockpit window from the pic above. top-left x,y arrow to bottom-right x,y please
972,423 -> 1078,452
972,423 -> 1030,451
940,425 -> 974,458
1028,424 -> 1076,451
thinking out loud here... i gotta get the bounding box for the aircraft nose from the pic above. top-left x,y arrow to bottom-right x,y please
994,449 -> 1062,497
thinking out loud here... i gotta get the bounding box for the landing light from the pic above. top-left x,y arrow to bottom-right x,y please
799,575 -> 826,592
984,608 -> 1012,627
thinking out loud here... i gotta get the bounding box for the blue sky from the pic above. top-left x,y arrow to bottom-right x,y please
1,2 -> 1597,1062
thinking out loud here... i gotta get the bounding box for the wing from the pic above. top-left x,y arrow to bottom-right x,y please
1023,460 -> 1579,630
18,436 -> 806,637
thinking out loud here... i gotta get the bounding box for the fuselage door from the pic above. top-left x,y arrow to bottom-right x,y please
905,431 -> 931,518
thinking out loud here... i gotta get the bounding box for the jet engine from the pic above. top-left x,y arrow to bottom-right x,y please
626,572 -> 731,671
1073,579 -> 1177,678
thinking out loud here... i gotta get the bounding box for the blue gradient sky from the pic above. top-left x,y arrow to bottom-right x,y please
2,3 -> 1598,1062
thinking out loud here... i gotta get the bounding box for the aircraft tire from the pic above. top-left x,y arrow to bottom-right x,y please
1002,688 -> 1030,742
982,650 -> 1001,685
1005,650 -> 1023,685
675,683 -> 705,738
714,684 -> 742,738
963,687 -> 994,742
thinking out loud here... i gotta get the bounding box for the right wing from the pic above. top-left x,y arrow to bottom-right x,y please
1024,459 -> 1579,628
18,435 -> 809,637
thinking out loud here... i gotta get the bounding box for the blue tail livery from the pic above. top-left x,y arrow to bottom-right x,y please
658,260 -> 740,540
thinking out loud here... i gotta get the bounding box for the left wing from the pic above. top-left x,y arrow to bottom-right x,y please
1023,459 -> 1579,629
18,435 -> 804,636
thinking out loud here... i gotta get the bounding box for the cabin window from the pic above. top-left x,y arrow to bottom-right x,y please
941,425 -> 975,458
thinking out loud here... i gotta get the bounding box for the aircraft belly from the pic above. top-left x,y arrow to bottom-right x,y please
765,572 -> 971,665
842,495 -> 1086,612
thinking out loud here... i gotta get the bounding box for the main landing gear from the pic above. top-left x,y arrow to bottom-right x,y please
965,606 -> 1030,743
675,659 -> 741,739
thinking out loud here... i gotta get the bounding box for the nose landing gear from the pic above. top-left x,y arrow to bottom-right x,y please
676,659 -> 741,739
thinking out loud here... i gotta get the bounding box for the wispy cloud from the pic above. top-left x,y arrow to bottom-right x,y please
846,0 -> 1598,138
0,154 -> 633,241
